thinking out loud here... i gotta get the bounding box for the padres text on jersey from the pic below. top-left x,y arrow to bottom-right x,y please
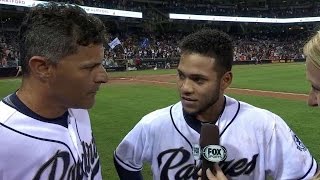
115,95 -> 317,180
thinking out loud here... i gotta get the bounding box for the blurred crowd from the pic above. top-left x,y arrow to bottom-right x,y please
103,30 -> 305,68
233,34 -> 304,62
0,0 -> 312,68
0,30 -> 305,68
0,32 -> 19,68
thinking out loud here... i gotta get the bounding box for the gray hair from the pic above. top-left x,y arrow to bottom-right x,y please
19,2 -> 107,75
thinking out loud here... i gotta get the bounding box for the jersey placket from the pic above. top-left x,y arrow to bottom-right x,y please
67,116 -> 82,159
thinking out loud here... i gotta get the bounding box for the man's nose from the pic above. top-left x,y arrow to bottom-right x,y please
180,79 -> 194,93
307,90 -> 318,107
95,65 -> 108,84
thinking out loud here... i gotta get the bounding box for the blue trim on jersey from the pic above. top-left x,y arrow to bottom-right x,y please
113,155 -> 143,180
170,105 -> 198,175
297,158 -> 317,180
219,101 -> 240,137
114,151 -> 142,171
92,158 -> 101,177
171,105 -> 193,150
2,93 -> 68,128
74,117 -> 82,138
0,122 -> 77,164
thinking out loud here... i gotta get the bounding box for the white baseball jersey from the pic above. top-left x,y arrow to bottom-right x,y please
114,95 -> 317,180
0,93 -> 102,180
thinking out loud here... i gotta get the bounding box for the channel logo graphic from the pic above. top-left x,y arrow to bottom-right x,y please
193,144 -> 227,162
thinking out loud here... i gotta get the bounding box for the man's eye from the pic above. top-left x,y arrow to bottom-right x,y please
194,78 -> 204,84
312,85 -> 320,92
84,66 -> 94,70
178,73 -> 185,79
86,64 -> 100,69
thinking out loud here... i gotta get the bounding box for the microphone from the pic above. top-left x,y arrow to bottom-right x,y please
200,123 -> 220,180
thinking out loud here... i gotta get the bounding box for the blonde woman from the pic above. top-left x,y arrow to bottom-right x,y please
303,31 -> 320,180
303,31 -> 320,107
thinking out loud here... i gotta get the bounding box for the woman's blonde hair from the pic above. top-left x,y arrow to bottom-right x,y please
303,31 -> 320,69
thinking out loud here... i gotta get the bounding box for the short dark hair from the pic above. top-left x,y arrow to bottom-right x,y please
19,2 -> 106,75
179,29 -> 234,73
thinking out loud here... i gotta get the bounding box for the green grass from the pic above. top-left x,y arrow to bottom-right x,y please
108,63 -> 310,94
231,63 -> 310,94
0,79 -> 21,96
0,62 -> 318,179
108,69 -> 177,77
90,84 -> 179,178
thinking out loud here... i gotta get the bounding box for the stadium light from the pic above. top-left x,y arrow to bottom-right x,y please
0,0 -> 142,19
169,13 -> 320,24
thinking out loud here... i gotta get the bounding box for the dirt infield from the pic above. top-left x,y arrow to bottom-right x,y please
109,74 -> 308,102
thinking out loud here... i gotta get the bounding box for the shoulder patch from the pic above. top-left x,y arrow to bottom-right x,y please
291,130 -> 307,151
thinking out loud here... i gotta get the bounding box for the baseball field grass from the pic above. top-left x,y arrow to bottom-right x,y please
109,62 -> 310,93
0,62 -> 319,179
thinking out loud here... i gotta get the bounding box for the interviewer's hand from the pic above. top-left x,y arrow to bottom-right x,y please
197,164 -> 228,180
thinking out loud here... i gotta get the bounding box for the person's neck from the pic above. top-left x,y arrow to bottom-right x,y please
195,95 -> 225,123
17,79 -> 67,119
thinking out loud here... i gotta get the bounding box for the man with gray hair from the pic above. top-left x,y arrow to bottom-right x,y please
0,2 -> 108,179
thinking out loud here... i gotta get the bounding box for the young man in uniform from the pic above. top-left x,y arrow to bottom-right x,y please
202,29 -> 320,180
114,29 -> 317,180
0,2 -> 107,179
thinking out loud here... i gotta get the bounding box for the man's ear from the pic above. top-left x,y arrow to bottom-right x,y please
220,71 -> 233,90
28,56 -> 52,80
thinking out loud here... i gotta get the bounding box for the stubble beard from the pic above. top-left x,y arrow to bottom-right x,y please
186,87 -> 221,116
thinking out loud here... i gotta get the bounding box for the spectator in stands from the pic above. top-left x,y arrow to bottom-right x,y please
0,44 -> 4,67
15,64 -> 22,77
1,55 -> 7,68
165,62 -> 171,69
0,43 -> 8,67
135,56 -> 142,69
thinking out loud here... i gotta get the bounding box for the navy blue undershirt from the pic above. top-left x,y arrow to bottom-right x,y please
2,93 -> 68,128
183,96 -> 226,133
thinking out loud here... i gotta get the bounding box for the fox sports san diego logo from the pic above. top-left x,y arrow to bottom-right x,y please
202,145 -> 227,162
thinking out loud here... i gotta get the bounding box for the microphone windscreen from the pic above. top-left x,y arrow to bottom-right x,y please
200,123 -> 219,180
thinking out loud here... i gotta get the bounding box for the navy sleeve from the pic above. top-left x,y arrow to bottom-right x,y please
113,155 -> 143,180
